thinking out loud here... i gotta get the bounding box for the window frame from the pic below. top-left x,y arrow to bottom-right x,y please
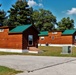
40,37 -> 45,40
0,29 -> 4,32
51,36 -> 55,40
52,32 -> 57,34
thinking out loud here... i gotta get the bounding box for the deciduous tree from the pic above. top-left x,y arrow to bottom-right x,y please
57,17 -> 74,30
32,9 -> 57,31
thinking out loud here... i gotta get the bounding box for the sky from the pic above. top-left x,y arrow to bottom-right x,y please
0,0 -> 76,27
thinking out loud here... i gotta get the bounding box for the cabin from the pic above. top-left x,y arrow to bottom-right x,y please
38,30 -> 76,46
0,24 -> 39,53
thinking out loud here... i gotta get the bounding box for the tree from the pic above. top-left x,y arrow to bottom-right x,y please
0,4 -> 6,26
57,17 -> 74,30
8,0 -> 33,26
32,9 -> 57,31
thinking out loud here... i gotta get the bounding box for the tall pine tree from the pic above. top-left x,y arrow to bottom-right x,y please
0,4 -> 6,26
8,0 -> 33,26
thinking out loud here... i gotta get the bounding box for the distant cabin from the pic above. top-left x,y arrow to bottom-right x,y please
38,30 -> 76,46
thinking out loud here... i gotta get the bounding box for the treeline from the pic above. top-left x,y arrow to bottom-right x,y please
0,0 -> 74,31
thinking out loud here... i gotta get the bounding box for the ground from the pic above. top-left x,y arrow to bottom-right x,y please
0,55 -> 76,75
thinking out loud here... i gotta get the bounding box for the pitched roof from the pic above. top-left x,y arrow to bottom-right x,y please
62,30 -> 76,35
9,24 -> 32,33
38,31 -> 48,36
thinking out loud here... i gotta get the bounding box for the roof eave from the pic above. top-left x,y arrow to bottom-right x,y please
62,32 -> 75,35
38,35 -> 48,36
9,32 -> 22,34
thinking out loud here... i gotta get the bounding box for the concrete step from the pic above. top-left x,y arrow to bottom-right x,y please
28,47 -> 42,54
29,47 -> 39,51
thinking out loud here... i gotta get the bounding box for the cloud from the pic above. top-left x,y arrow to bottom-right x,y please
39,3 -> 43,7
67,8 -> 76,15
28,0 -> 43,7
28,0 -> 37,7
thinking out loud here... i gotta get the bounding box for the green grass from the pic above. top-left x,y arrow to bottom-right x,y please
38,46 -> 76,57
0,52 -> 23,55
0,46 -> 76,57
0,66 -> 23,75
38,46 -> 62,56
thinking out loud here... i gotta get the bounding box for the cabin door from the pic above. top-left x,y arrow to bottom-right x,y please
28,35 -> 33,46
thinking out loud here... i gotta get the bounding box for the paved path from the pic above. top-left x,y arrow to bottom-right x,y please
0,55 -> 76,75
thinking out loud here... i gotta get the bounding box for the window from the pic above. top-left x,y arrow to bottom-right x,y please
52,32 -> 57,34
0,29 -> 4,32
75,36 -> 76,39
28,35 -> 33,46
51,36 -> 54,40
40,37 -> 44,40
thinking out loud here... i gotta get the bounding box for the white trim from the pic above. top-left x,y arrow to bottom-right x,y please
0,48 -> 39,54
52,32 -> 57,34
0,48 -> 28,53
40,37 -> 45,40
38,44 -> 40,46
0,29 -> 4,32
49,44 -> 74,47
38,44 -> 75,47
38,44 -> 46,46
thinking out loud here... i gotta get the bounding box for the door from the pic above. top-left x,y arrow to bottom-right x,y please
28,35 -> 33,46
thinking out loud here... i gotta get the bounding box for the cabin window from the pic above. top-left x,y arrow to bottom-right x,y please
51,36 -> 54,40
0,29 -> 4,32
52,32 -> 57,34
75,36 -> 76,39
40,37 -> 44,40
28,35 -> 33,46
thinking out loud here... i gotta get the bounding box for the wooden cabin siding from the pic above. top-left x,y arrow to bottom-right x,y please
0,28 -> 9,48
39,31 -> 73,44
0,28 -> 22,49
8,34 -> 22,49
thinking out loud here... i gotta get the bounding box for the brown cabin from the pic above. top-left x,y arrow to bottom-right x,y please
38,30 -> 76,46
0,24 -> 39,53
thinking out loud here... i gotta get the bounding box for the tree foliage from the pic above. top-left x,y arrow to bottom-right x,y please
0,5 -> 6,26
8,0 -> 33,26
0,2 -> 75,31
32,9 -> 57,31
57,17 -> 74,30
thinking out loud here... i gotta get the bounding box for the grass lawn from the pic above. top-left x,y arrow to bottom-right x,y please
38,46 -> 62,56
25,46 -> 76,57
0,66 -> 23,75
0,46 -> 76,57
38,46 -> 76,57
